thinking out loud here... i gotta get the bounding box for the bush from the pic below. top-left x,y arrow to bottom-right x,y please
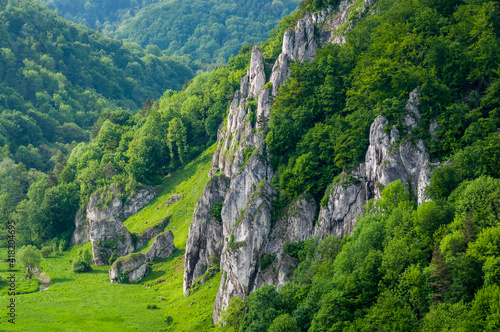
146,303 -> 159,309
41,246 -> 53,258
164,316 -> 173,325
59,239 -> 68,253
260,253 -> 275,271
72,257 -> 92,273
210,202 -> 223,223
284,242 -> 304,260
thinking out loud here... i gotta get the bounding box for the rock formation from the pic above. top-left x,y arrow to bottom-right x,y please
70,184 -> 160,265
145,230 -> 176,262
109,253 -> 148,283
183,174 -> 230,296
135,217 -> 170,249
315,87 -> 432,238
182,0 -> 431,323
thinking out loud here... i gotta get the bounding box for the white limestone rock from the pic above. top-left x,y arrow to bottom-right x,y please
109,253 -> 148,283
145,230 -> 176,262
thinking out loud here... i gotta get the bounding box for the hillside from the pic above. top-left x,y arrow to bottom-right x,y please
41,0 -> 301,67
0,0 -> 193,171
1,0 -> 499,331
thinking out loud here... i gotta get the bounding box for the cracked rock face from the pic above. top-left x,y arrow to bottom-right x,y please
71,184 -> 158,265
183,174 -> 230,296
257,195 -> 317,288
145,230 -> 176,262
184,0 -> 379,323
316,88 -> 433,239
213,153 -> 275,321
109,253 -> 148,283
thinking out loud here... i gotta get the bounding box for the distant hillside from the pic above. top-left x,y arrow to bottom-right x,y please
41,0 -> 300,67
0,0 -> 194,170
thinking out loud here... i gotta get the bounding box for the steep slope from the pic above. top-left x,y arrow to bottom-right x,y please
184,0 -> 500,325
183,0 -> 377,321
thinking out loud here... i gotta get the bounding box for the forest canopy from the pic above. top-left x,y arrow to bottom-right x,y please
41,0 -> 301,68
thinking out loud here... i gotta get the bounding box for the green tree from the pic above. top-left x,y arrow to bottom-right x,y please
16,245 -> 43,276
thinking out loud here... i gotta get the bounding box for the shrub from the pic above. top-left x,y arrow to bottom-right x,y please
210,202 -> 223,223
58,239 -> 68,253
146,303 -> 159,309
118,270 -> 129,283
164,316 -> 173,325
260,253 -> 275,271
72,257 -> 92,273
41,246 -> 52,258
284,242 -> 304,260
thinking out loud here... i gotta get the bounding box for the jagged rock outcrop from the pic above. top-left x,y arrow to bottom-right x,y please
257,195 -> 317,288
145,230 -> 176,262
109,253 -> 148,283
184,0 -> 376,323
270,0 -> 358,96
71,184 -> 159,265
213,154 -> 275,320
183,174 -> 230,296
316,88 -> 433,238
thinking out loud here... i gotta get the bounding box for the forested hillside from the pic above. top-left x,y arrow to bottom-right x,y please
42,0 -> 300,67
0,0 -> 193,170
214,0 -> 500,330
0,0 -> 499,330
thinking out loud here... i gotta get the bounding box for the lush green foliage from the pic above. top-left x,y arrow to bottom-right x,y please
220,135 -> 500,331
0,41 -> 249,247
0,243 -> 220,331
71,247 -> 92,273
42,0 -> 300,68
16,244 -> 42,274
0,0 -> 194,168
267,0 -> 500,203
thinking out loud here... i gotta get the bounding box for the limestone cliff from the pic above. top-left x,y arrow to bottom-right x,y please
315,88 -> 433,239
184,0 -> 370,323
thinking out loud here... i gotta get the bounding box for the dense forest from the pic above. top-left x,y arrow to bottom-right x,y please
0,0 -> 297,247
0,0 -> 499,330
41,0 -> 300,68
0,0 -> 194,170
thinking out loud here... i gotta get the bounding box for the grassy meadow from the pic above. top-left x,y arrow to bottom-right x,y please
0,145 -> 220,331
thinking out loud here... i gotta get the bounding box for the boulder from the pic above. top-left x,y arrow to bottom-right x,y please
109,253 -> 148,283
146,230 -> 176,262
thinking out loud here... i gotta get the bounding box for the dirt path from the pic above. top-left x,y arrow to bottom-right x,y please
34,272 -> 51,291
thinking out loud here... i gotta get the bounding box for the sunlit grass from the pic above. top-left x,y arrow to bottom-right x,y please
125,144 -> 215,250
0,146 -> 219,331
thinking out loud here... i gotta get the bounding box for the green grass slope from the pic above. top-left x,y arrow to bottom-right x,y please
124,143 -> 215,249
0,145 -> 219,331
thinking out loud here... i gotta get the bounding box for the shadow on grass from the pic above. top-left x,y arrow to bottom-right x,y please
89,269 -> 109,275
51,277 -> 73,284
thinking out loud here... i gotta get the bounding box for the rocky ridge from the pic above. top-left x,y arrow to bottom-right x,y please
256,87 -> 435,289
184,0 -> 373,323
